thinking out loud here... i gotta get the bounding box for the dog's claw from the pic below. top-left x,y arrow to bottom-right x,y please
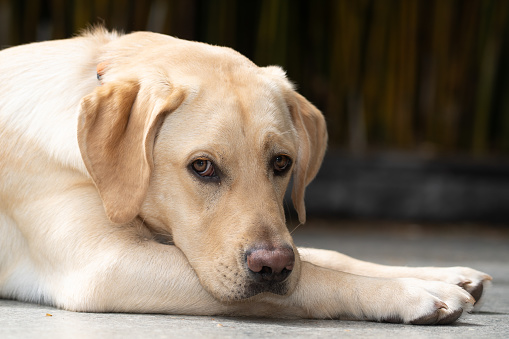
457,279 -> 472,288
435,300 -> 449,310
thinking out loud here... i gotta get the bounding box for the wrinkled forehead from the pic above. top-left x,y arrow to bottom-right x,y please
220,76 -> 294,132
162,73 -> 298,158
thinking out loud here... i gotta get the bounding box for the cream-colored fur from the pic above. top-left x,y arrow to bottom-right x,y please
0,29 -> 491,324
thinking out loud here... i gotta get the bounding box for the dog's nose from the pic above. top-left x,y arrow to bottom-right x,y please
246,246 -> 295,283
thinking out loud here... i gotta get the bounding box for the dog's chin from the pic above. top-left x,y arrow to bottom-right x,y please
210,280 -> 291,302
244,281 -> 291,299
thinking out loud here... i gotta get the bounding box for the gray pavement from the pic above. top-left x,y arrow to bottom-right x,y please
1,220 -> 508,338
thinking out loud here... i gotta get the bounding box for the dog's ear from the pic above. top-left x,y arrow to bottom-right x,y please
78,81 -> 186,224
288,92 -> 328,224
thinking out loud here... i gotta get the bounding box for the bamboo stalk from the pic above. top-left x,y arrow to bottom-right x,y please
0,0 -> 9,47
50,0 -> 69,39
23,0 -> 41,42
109,0 -> 130,31
473,0 -> 506,155
74,0 -> 93,32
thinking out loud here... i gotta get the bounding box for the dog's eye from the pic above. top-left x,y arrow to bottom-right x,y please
273,155 -> 292,174
192,159 -> 216,177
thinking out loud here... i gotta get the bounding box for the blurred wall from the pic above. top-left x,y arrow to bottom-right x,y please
2,0 -> 509,158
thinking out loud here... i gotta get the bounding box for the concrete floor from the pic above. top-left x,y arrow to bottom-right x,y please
1,220 -> 508,338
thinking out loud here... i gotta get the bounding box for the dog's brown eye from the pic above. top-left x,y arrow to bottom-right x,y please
192,159 -> 216,177
274,155 -> 291,173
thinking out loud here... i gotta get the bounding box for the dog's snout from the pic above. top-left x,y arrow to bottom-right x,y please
246,246 -> 295,283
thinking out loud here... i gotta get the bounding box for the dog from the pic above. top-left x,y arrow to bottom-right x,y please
0,28 -> 491,324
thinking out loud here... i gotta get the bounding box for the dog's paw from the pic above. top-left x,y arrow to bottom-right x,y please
382,278 -> 475,324
450,267 -> 491,312
419,267 -> 492,311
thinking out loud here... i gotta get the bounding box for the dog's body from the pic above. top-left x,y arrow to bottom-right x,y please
0,29 -> 491,324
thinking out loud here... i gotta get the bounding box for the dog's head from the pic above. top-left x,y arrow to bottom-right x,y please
77,32 -> 327,302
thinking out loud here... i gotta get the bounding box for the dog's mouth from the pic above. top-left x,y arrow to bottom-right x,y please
215,277 -> 291,302
242,280 -> 291,299
209,247 -> 294,302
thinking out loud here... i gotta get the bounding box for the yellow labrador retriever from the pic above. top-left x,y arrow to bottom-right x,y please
0,28 -> 491,324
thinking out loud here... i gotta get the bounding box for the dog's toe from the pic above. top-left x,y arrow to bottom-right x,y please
436,308 -> 463,325
469,282 -> 483,302
462,275 -> 492,312
410,299 -> 467,325
410,310 -> 441,325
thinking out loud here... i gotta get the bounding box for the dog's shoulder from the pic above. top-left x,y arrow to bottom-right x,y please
0,28 -> 121,172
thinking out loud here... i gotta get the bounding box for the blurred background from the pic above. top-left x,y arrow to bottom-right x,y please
2,0 -> 509,223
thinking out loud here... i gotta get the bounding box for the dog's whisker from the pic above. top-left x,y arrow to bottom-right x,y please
290,222 -> 303,235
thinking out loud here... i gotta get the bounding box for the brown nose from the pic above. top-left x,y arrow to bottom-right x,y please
246,246 -> 295,283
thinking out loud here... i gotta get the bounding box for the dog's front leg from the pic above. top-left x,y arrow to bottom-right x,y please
298,247 -> 491,310
266,261 -> 475,324
51,242 -> 236,315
